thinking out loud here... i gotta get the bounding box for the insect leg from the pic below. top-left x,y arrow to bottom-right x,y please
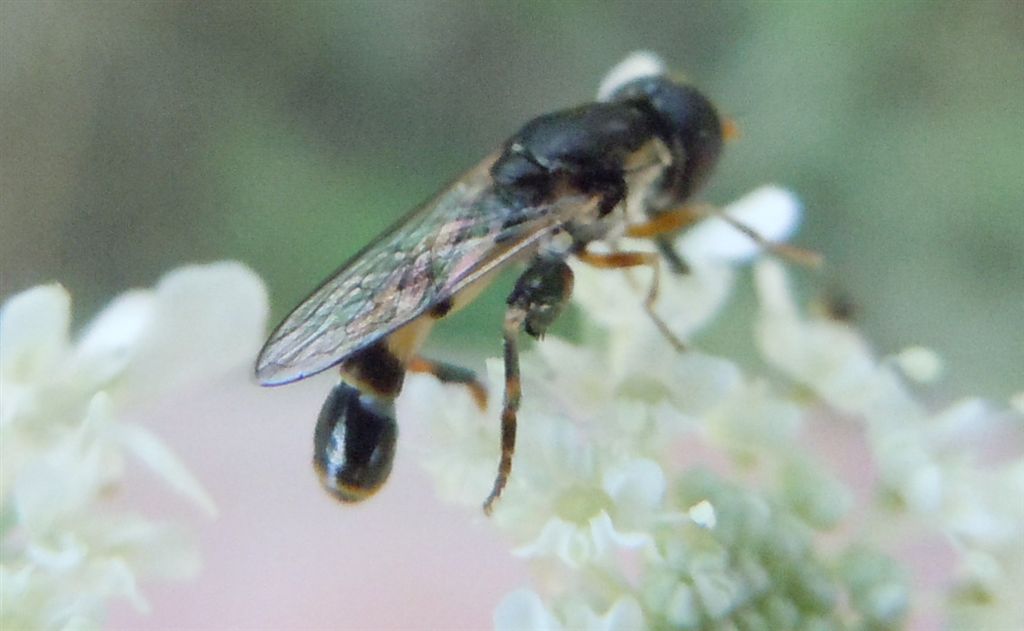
626,205 -> 703,238
408,356 -> 488,410
577,249 -> 687,352
655,236 -> 691,275
626,206 -> 703,275
483,307 -> 524,515
628,203 -> 822,268
483,257 -> 574,515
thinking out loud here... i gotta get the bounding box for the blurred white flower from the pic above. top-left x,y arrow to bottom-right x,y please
686,500 -> 716,529
596,51 -> 666,102
1011,392 -> 1024,415
411,179 -> 1023,628
891,345 -> 945,384
0,262 -> 267,629
495,589 -> 645,631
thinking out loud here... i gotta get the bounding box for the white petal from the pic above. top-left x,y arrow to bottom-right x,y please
514,517 -> 592,567
687,500 -> 717,529
79,513 -> 202,580
664,582 -> 701,628
0,284 -> 71,382
112,261 -> 268,403
14,446 -> 96,534
84,556 -> 149,613
779,459 -> 852,529
14,394 -> 115,533
113,422 -> 217,516
597,51 -> 666,101
25,533 -> 87,571
664,353 -> 743,416
892,346 -> 944,384
754,259 -> 907,414
71,290 -> 155,388
902,463 -> 945,513
569,260 -> 646,330
494,589 -> 562,631
929,398 -> 994,446
597,596 -> 646,631
753,257 -> 799,318
589,511 -> 653,553
691,568 -> 744,620
646,262 -> 736,338
602,458 -> 665,513
572,256 -> 735,346
60,617 -> 104,631
706,381 -> 802,454
678,186 -> 801,264
859,582 -> 909,624
577,596 -> 646,631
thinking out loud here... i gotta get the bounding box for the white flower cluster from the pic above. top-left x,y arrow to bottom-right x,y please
0,263 -> 267,629
756,259 -> 1024,631
409,187 -> 1023,629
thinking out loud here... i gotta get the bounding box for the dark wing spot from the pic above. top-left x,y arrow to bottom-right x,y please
429,297 -> 454,319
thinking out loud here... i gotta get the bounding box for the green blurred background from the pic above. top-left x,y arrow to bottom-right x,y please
2,1 -> 1021,398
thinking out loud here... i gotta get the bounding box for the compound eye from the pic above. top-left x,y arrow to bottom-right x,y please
313,383 -> 398,502
608,77 -> 723,202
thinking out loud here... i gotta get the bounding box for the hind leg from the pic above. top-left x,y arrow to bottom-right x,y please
483,256 -> 574,515
408,356 -> 488,410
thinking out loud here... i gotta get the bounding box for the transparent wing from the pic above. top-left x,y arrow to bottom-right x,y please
255,156 -> 599,385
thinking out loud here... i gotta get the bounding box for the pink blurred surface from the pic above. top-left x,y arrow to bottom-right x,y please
108,370 -> 525,630
102,364 -> 1019,630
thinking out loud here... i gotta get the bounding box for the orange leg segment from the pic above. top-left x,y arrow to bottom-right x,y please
576,249 -> 687,352
625,205 -> 705,239
408,356 -> 488,410
627,203 -> 823,268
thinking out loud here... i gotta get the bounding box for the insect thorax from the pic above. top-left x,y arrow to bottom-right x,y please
491,101 -> 660,203
491,99 -> 678,250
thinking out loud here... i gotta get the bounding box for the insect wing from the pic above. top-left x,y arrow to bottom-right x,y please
255,157 -> 599,385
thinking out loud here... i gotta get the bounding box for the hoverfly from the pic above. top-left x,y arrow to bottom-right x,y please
257,57 -> 752,514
